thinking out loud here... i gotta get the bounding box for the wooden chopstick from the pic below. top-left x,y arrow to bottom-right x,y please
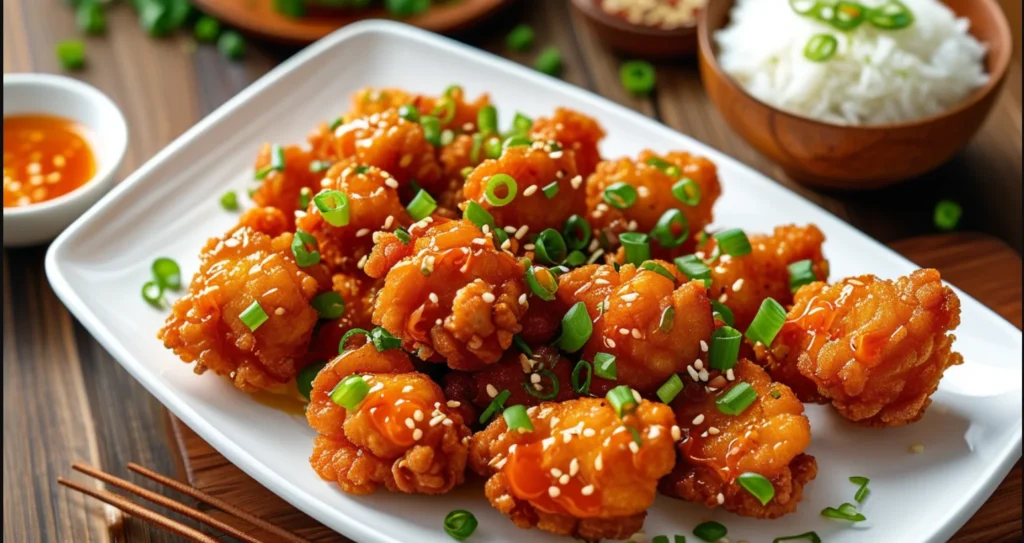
58,477 -> 220,543
71,463 -> 265,543
127,462 -> 310,543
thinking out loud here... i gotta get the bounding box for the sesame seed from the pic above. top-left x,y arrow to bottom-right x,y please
594,454 -> 603,471
692,414 -> 705,425
402,385 -> 414,393
708,426 -> 720,435
910,443 -> 925,454
694,359 -> 704,371
370,382 -> 384,393
430,415 -> 445,426
435,319 -> 442,325
549,416 -> 559,426
687,366 -> 700,381
628,441 -> 640,454
726,368 -> 736,381
701,431 -> 709,438
519,293 -> 528,305
383,215 -> 394,229
404,418 -> 415,429
569,458 -> 579,476
508,444 -> 518,455
447,400 -> 461,408
548,486 -> 561,498
558,474 -> 570,485
542,437 -> 555,450
581,485 -> 594,496
671,425 -> 681,441
648,426 -> 661,439
563,433 -> 572,443
486,384 -> 498,398
583,428 -> 595,437
482,292 -> 496,303
274,307 -> 285,316
385,178 -> 399,189
606,338 -> 617,348
698,369 -> 709,382
501,238 -> 512,250
733,279 -> 745,291
412,428 -> 423,440
619,328 -> 630,336
442,418 -> 453,426
413,409 -> 424,422
356,228 -> 371,237
493,457 -> 507,469
523,243 -> 536,251
530,373 -> 542,384
551,468 -> 563,477
515,225 -> 530,240
700,340 -> 709,352
504,225 -> 517,233
358,255 -> 368,269
523,185 -> 538,197
631,389 -> 642,403
571,175 -> 583,189
621,292 -> 639,303
631,328 -> 642,339
717,493 -> 725,505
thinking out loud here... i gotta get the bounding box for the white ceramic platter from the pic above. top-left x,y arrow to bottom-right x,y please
45,21 -> 1022,543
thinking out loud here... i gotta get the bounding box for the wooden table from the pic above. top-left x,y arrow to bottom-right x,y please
3,1 -> 1021,541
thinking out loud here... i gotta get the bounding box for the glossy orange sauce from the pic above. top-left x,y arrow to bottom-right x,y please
3,114 -> 96,208
362,389 -> 429,447
504,440 -> 603,517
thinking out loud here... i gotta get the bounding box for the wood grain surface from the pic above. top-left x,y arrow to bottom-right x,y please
3,1 -> 1021,542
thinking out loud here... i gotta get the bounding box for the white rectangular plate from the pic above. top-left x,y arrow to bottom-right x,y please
46,21 -> 1022,543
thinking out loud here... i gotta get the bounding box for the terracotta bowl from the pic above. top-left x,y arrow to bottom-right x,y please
698,0 -> 1013,189
571,0 -> 699,58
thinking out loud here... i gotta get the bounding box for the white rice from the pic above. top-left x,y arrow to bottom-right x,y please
715,0 -> 990,125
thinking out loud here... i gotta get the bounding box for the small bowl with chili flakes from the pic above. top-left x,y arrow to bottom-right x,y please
3,74 -> 127,247
570,0 -> 705,58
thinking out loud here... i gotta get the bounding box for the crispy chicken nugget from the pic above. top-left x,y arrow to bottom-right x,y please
469,398 -> 677,540
250,143 -> 318,227
347,88 -> 416,119
702,224 -> 829,331
364,218 -> 528,370
462,145 -> 584,234
762,270 -> 963,427
307,344 -> 471,494
158,210 -> 328,392
554,263 -> 715,394
295,163 -> 411,274
530,108 -> 606,178
306,273 -> 381,362
589,150 -> 721,257
413,85 -> 491,130
659,360 -> 816,518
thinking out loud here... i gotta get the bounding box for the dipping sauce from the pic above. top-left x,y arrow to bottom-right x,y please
3,114 -> 96,208
599,0 -> 705,29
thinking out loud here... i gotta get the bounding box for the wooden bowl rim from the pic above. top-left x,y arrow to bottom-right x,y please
570,0 -> 697,38
697,0 -> 1013,132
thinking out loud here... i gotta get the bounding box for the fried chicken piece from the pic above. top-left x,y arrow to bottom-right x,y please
307,344 -> 471,494
761,270 -> 963,427
469,398 -> 677,540
158,213 -> 328,392
530,108 -> 606,178
703,224 -> 829,331
235,206 -> 291,238
659,360 -> 816,518
347,87 -> 415,119
307,273 -> 381,361
589,150 -> 721,257
364,218 -> 528,370
462,144 -> 584,234
435,134 -> 474,213
413,85 -> 491,130
250,144 -> 318,227
295,163 -> 411,274
553,263 -> 715,394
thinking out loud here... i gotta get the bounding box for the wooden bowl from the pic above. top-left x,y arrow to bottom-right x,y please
570,0 -> 699,58
698,0 -> 1013,189
192,0 -> 513,45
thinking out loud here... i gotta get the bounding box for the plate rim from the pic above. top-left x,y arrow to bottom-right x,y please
44,19 -> 1023,543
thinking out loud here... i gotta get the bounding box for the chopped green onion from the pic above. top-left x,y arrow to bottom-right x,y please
484,174 -> 518,207
713,229 -> 752,257
76,1 -> 106,35
297,187 -> 312,211
737,472 -> 775,505
406,189 -> 437,221
850,476 -> 870,503
338,328 -> 370,353
398,104 -> 420,123
652,536 -> 670,543
273,0 -> 305,17
443,509 -> 478,541
571,360 -> 593,394
525,262 -> 559,301
152,258 -> 182,290
478,105 -> 498,136
717,381 -> 757,415
310,160 -> 333,174
709,326 -> 742,370
535,228 -> 568,265
804,33 -> 838,62
330,374 -> 370,410
523,369 -> 560,400
659,306 -> 676,333
484,137 -> 503,159
593,352 -> 617,380
443,84 -> 462,98
240,301 -> 269,332
656,374 -> 683,404
503,135 -> 532,149
787,259 -> 817,293
746,298 -> 786,346
564,250 -> 587,268
254,165 -> 274,180
297,361 -> 327,400
603,182 -> 638,210
693,521 -> 727,542
770,389 -> 783,400
56,40 -> 86,71
626,425 -> 643,446
651,209 -> 689,249
194,15 -> 221,43
821,503 -> 867,522
773,532 -> 822,543
619,60 -> 657,95
646,156 -> 681,178
867,0 -> 914,30
420,115 -> 442,146
672,178 -> 701,206
431,97 -> 456,125
394,228 -> 412,245
217,30 -> 245,61
312,292 -> 345,320
513,334 -> 533,357
503,404 -> 534,432
353,165 -> 370,175
370,326 -> 401,351
464,201 -> 496,230
557,302 -> 592,353
619,232 -> 650,266
479,389 -> 511,424
827,1 -> 868,30
711,300 -> 735,327
291,229 -> 321,267
512,112 -> 533,135
674,255 -> 712,287
542,182 -> 559,199
506,24 -> 535,51
534,46 -> 563,76
142,281 -> 164,308
641,261 -> 676,282
314,190 -> 350,227
385,0 -> 430,17
328,117 -> 344,132
606,385 -> 638,417
934,199 -> 962,231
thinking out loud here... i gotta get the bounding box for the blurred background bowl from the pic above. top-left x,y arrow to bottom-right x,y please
571,0 -> 699,58
698,0 -> 1013,189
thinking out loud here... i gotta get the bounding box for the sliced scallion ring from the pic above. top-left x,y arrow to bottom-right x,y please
329,374 -> 370,410
312,292 -> 346,320
152,257 -> 182,290
291,229 -> 321,267
370,326 -> 402,351
443,509 -> 478,541
645,156 -> 681,178
709,325 -> 742,370
737,472 -> 775,506
606,385 -> 638,417
523,369 -> 560,400
556,302 -> 592,353
240,300 -> 269,332
713,228 -> 752,257
503,404 -> 534,432
297,361 -> 327,400
484,174 -> 518,207
672,177 -> 701,206
571,360 -> 593,394
593,352 -> 617,380
674,254 -> 712,287
563,214 -> 592,251
406,189 -> 437,221
746,298 -> 786,346
651,208 -> 689,249
603,182 -> 638,210
479,389 -> 511,424
716,381 -> 757,415
142,281 -> 164,308
535,228 -> 568,265
313,189 -> 350,227
338,328 -> 370,354
788,259 -> 817,293
619,232 -> 650,266
656,374 -> 683,404
711,300 -> 735,327
525,262 -> 559,301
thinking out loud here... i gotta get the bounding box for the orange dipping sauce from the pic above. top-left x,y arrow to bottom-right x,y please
3,114 -> 96,208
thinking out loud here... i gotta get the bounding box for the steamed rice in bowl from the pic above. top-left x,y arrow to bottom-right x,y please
714,0 -> 990,126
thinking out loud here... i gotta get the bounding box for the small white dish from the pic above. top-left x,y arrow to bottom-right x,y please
44,22 -> 1022,543
3,73 -> 128,247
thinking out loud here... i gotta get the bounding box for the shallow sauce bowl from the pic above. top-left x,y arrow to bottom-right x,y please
698,0 -> 1012,189
3,74 -> 128,246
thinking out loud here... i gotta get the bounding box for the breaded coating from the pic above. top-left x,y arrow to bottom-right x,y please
530,108 -> 606,178
469,398 -> 677,540
295,163 -> 411,274
250,143 -> 318,227
462,145 -> 584,234
307,273 -> 380,361
589,150 -> 721,257
347,88 -> 415,119
554,263 -> 715,394
235,206 -> 291,238
762,270 -> 963,427
659,360 -> 816,518
158,215 -> 328,392
364,218 -> 528,370
413,85 -> 491,130
307,344 -> 471,494
703,224 -> 829,331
